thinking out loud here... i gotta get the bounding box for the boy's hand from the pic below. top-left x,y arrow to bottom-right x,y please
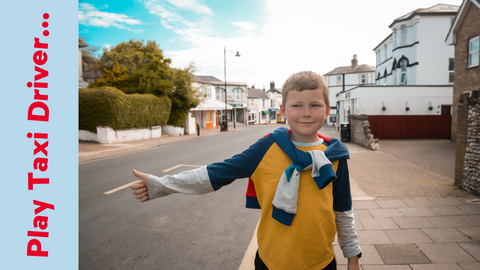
131,169 -> 149,202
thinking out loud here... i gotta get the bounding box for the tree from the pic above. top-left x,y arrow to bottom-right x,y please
93,61 -> 128,90
92,39 -> 173,97
167,64 -> 201,127
90,39 -> 201,127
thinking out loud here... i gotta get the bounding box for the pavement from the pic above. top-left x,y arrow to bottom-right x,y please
79,123 -> 480,270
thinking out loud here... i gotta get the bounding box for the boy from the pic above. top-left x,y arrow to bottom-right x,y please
131,71 -> 361,270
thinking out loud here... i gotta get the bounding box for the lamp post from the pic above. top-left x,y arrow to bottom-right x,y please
222,47 -> 241,132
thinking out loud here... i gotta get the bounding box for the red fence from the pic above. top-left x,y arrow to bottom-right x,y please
367,115 -> 452,140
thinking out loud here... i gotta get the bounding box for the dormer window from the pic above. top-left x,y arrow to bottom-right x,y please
401,26 -> 407,46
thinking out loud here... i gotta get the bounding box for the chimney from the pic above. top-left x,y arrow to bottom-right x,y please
263,85 -> 265,92
351,54 -> 358,69
270,80 -> 275,90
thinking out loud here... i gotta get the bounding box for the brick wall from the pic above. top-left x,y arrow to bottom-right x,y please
451,3 -> 480,142
455,90 -> 480,195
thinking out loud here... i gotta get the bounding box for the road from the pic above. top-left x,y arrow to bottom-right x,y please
79,125 -> 281,270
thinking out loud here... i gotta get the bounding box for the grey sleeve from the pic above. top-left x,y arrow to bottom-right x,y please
147,166 -> 215,200
335,209 -> 362,258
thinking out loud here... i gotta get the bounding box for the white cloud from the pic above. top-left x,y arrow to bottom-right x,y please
104,44 -> 112,50
166,0 -> 213,15
144,0 -> 212,43
79,3 -> 142,32
231,21 -> 257,34
149,0 -> 463,89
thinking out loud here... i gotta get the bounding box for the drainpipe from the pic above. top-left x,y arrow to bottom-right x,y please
342,73 -> 345,92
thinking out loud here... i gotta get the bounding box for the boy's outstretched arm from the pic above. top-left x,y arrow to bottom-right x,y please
131,169 -> 149,202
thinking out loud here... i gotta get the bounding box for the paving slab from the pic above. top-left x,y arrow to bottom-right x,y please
457,205 -> 480,215
361,265 -> 412,270
459,215 -> 480,226
354,201 -> 380,210
402,198 -> 437,207
410,264 -> 462,270
392,217 -> 435,229
369,209 -> 405,218
425,216 -> 471,228
375,244 -> 430,265
384,229 -> 433,244
355,218 -> 365,231
361,218 -> 400,230
355,209 -> 374,219
397,207 -> 436,217
357,231 -> 393,245
376,200 -> 409,208
459,242 -> 480,261
417,243 -> 477,263
427,206 -> 468,216
421,228 -> 473,243
335,245 -> 384,265
457,226 -> 480,241
429,198 -> 466,206
458,262 -> 480,270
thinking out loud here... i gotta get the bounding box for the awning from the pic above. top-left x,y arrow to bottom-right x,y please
262,110 -> 270,115
269,108 -> 279,112
190,99 -> 233,111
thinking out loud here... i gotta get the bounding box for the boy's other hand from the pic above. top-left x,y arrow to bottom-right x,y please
131,169 -> 149,202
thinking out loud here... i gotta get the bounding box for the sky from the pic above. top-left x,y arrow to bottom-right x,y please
79,0 -> 462,89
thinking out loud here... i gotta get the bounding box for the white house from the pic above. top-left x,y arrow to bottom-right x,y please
189,76 -> 232,132
323,55 -> 375,125
266,81 -> 283,123
373,3 -> 458,86
247,86 -> 271,125
336,3 -> 459,139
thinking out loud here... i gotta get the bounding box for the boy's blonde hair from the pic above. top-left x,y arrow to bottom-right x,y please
281,71 -> 329,107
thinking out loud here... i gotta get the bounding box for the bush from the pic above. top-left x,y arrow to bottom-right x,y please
79,87 -> 171,132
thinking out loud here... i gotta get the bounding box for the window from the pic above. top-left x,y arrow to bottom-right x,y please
250,98 -> 254,105
207,86 -> 212,98
449,58 -> 454,83
216,88 -> 224,101
376,51 -> 380,65
271,100 -> 275,107
234,89 -> 242,101
336,76 -> 342,85
361,74 -> 366,84
262,99 -> 266,108
401,26 -> 407,46
469,36 -> 479,68
400,60 -> 407,84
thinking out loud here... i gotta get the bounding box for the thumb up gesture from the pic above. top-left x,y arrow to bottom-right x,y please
131,169 -> 149,202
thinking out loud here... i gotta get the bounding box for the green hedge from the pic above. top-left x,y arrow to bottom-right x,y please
79,87 -> 171,133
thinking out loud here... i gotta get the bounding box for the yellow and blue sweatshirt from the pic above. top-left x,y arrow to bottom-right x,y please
146,127 -> 361,270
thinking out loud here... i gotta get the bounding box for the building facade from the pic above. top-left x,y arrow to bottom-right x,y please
323,55 -> 375,125
335,4 -> 459,139
266,81 -> 283,123
445,0 -> 480,193
373,4 -> 458,86
446,0 -> 480,142
247,86 -> 271,125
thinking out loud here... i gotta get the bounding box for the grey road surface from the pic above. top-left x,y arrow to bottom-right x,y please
79,125 -> 280,270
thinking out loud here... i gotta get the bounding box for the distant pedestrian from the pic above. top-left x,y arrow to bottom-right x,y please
131,71 -> 362,270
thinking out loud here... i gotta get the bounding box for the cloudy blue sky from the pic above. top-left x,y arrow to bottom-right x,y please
79,0 -> 461,89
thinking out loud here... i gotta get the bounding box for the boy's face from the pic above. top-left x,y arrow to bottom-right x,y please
280,89 -> 330,143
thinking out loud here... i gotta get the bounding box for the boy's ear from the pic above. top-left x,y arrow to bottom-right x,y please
326,106 -> 331,117
279,104 -> 286,119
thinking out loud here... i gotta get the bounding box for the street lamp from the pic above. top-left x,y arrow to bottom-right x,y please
222,47 -> 241,132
